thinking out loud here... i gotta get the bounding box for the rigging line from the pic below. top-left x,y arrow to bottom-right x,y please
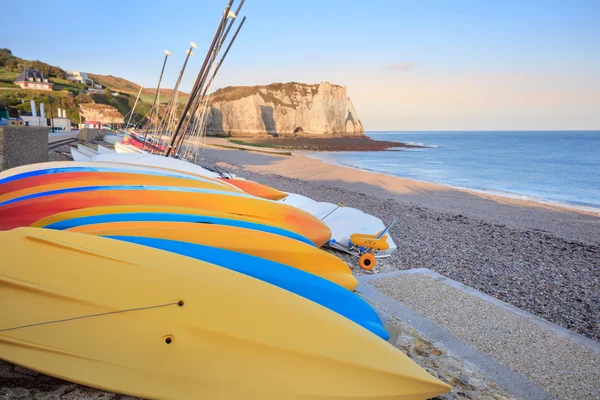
185,118 -> 204,160
179,17 -> 247,159
179,68 -> 214,158
158,45 -> 195,141
0,301 -> 181,333
184,105 -> 206,160
166,3 -> 233,156
176,99 -> 198,154
185,89 -> 212,160
126,73 -> 147,129
169,4 -> 234,155
183,94 -> 206,147
166,93 -> 185,142
184,108 -> 205,159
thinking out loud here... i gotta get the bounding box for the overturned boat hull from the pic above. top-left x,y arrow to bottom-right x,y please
0,228 -> 450,399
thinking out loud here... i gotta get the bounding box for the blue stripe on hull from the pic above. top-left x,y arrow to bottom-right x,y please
44,212 -> 314,246
107,236 -> 388,340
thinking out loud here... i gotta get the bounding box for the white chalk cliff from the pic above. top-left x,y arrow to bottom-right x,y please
206,82 -> 364,137
79,103 -> 123,124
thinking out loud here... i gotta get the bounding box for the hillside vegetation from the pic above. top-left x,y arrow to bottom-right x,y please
1,89 -> 79,125
0,49 -> 90,124
0,67 -> 19,88
0,49 -> 171,126
0,48 -> 65,79
88,74 -> 189,105
87,92 -> 152,126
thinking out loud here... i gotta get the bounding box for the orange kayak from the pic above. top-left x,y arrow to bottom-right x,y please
0,173 -> 239,203
0,186 -> 331,246
0,162 -> 289,201
218,178 -> 288,200
69,221 -> 357,290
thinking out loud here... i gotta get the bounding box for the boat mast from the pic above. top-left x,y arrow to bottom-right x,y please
164,0 -> 235,157
143,50 -> 172,148
174,16 -> 246,156
154,42 -> 197,145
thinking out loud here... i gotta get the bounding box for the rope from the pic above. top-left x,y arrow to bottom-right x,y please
321,203 -> 345,221
0,301 -> 181,333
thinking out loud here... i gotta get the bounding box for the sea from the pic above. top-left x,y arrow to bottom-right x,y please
307,131 -> 600,209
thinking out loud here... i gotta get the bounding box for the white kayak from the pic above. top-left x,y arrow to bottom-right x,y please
77,144 -> 99,157
91,152 -> 233,179
97,144 -> 114,154
279,193 -> 397,257
73,142 -> 393,256
115,141 -> 145,154
103,134 -> 124,145
70,147 -> 92,162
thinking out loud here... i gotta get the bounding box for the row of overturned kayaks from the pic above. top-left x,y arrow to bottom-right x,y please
73,144 -> 400,257
0,153 -> 451,399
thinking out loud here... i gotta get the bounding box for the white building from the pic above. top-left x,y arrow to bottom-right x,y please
65,70 -> 90,84
14,69 -> 53,91
51,117 -> 72,132
20,114 -> 47,127
20,100 -> 48,127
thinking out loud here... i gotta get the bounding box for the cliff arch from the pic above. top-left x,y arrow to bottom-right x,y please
344,111 -> 357,135
260,105 -> 278,137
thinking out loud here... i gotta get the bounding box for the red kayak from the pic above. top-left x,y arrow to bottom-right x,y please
0,186 -> 331,246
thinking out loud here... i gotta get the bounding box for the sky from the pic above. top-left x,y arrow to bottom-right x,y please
2,0 -> 599,130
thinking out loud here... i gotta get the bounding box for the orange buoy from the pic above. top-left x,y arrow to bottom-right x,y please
359,253 -> 376,270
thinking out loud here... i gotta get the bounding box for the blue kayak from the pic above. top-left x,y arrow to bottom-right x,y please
106,236 -> 389,340
42,212 -> 313,246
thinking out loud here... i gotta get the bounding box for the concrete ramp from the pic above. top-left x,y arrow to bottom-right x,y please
358,269 -> 600,400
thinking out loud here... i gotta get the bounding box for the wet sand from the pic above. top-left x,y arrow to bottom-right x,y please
220,136 -> 421,151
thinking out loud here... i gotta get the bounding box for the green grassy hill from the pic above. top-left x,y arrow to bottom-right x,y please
0,67 -> 18,88
1,65 -> 85,92
0,49 -> 186,126
1,89 -> 78,124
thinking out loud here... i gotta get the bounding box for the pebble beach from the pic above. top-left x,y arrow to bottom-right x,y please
1,143 -> 597,400
3,0 -> 599,396
198,146 -> 600,342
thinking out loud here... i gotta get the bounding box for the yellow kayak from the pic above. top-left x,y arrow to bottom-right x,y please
31,205 -> 283,228
30,206 -> 315,246
0,228 -> 451,399
69,221 -> 358,290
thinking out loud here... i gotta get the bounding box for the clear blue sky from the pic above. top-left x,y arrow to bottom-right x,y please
2,0 -> 599,130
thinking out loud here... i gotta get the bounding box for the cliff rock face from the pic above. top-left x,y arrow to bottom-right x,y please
79,103 -> 123,124
206,82 -> 363,137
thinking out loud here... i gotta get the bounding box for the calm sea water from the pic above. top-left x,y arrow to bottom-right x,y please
307,131 -> 600,209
